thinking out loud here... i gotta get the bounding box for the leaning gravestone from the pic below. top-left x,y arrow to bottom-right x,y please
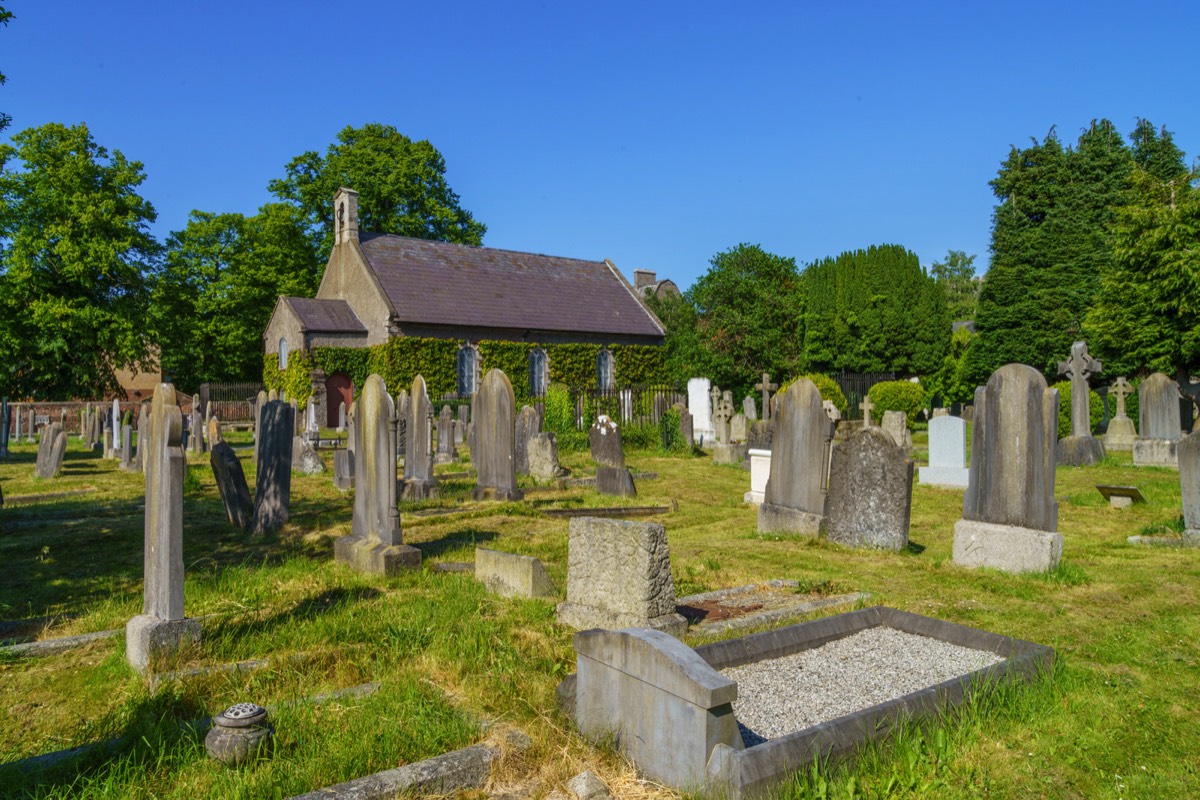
401,376 -> 438,500
825,427 -> 913,551
126,383 -> 201,672
919,415 -> 970,488
758,378 -> 831,536
434,404 -> 457,465
206,414 -> 221,448
1178,432 -> 1200,544
33,422 -> 67,479
1055,340 -> 1105,466
1134,373 -> 1182,467
1103,376 -> 1137,451
514,405 -> 541,476
590,415 -> 637,497
528,431 -> 567,480
136,404 -> 149,472
556,516 -> 686,635
252,399 -> 294,534
953,364 -> 1062,573
210,441 -> 252,530
472,369 -> 524,501
335,374 -> 421,574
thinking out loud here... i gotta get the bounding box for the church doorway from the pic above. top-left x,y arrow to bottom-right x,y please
326,372 -> 354,428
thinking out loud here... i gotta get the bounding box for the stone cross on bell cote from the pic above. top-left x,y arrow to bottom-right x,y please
1057,340 -> 1102,438
1109,376 -> 1132,420
755,372 -> 778,421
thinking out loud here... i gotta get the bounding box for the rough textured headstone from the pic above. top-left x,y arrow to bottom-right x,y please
919,415 -> 970,488
475,547 -> 554,598
291,436 -> 326,474
434,404 -> 457,465
880,410 -> 911,453
335,374 -> 421,574
758,379 -> 830,536
252,400 -> 294,534
120,424 -> 136,471
953,364 -> 1062,573
1179,432 -> 1200,543
1104,376 -> 1137,451
33,423 -> 67,479
1134,373 -> 1182,467
252,390 -> 267,468
712,390 -> 733,444
206,414 -> 221,448
590,415 -> 636,497
528,431 -> 567,480
514,405 -> 541,475
1055,340 -> 1105,466
401,376 -> 438,500
471,369 -> 524,501
126,383 -> 201,672
687,378 -> 713,444
137,405 -> 149,472
825,427 -> 913,551
210,441 -> 252,530
556,517 -> 686,635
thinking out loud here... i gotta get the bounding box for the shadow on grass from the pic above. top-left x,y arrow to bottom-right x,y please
214,585 -> 384,642
413,527 -> 498,560
904,541 -> 927,555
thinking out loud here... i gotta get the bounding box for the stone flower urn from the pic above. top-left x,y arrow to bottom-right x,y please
204,702 -> 274,765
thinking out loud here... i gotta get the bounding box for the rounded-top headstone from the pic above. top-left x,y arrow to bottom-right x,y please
1139,372 -> 1182,441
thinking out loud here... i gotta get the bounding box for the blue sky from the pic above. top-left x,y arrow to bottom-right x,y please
3,1 -> 1197,290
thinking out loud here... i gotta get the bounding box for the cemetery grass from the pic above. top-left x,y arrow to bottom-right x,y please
0,435 -> 1196,798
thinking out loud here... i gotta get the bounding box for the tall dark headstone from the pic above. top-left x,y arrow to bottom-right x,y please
210,441 -> 253,530
252,399 -> 294,534
472,369 -> 524,501
757,378 -> 830,536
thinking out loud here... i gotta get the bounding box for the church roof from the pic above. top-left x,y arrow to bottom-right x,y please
283,297 -> 367,334
358,234 -> 665,339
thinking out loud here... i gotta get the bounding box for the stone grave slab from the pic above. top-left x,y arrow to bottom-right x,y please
474,547 -> 555,598
1096,484 -> 1145,509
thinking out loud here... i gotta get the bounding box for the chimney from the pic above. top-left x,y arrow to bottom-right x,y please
633,269 -> 656,291
333,187 -> 359,246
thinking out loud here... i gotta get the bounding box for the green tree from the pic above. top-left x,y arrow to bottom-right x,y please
151,203 -> 321,390
0,122 -> 159,399
0,6 -> 13,134
929,250 -> 979,321
268,123 -> 486,260
686,243 -> 804,397
643,290 -> 717,388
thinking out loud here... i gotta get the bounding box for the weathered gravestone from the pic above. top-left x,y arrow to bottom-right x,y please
1134,373 -> 1182,467
434,404 -> 457,465
252,390 -> 267,468
252,399 -> 294,534
126,383 -> 201,672
33,422 -> 67,479
556,516 -> 686,635
335,374 -> 421,574
210,441 -> 252,530
757,378 -> 831,536
674,402 -> 695,449
880,410 -> 911,453
291,435 -> 326,474
1056,340 -> 1105,466
120,424 -> 136,471
333,403 -> 355,491
1103,376 -> 1137,451
730,412 -> 748,444
590,415 -> 637,497
401,376 -> 438,500
111,399 -> 121,458
189,396 -> 204,455
89,409 -> 103,452
824,427 -> 913,551
742,396 -> 757,421
206,414 -> 221,448
953,364 -> 1062,573
514,405 -> 541,475
527,431 -> 568,480
137,404 -> 149,472
1178,432 -> 1200,544
918,415 -> 970,488
337,401 -> 347,432
472,369 -> 524,501
456,404 -> 469,446
394,389 -> 408,456
859,395 -> 876,427
711,391 -> 744,465
687,377 -> 713,444
475,547 -> 554,598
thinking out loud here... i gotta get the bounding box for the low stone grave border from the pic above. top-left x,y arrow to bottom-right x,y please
678,581 -> 869,636
541,503 -> 674,519
561,471 -> 658,488
1127,533 -> 1200,548
0,627 -> 119,657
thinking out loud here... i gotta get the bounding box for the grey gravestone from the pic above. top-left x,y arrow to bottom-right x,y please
111,399 -> 121,458
918,415 -> 969,488
674,402 -> 695,448
514,405 -> 541,476
475,547 -> 554,598
335,374 -> 420,574
210,441 -> 252,530
825,427 -> 913,551
880,410 -> 911,453
189,397 -> 204,455
1104,377 -> 1137,451
332,449 -> 354,491
755,372 -> 778,422
528,431 -> 568,480
33,422 -> 67,479
859,396 -> 876,427
126,383 -> 201,672
1055,340 -> 1105,466
712,390 -> 733,444
289,399 -> 300,438
556,517 -> 686,635
590,415 -> 636,497
337,401 -> 346,432
206,415 -> 221,448
252,390 -> 267,468
291,436 -> 326,474
1179,432 -> 1200,543
1134,373 -> 1182,467
730,412 -> 748,443
120,424 -> 136,471
743,396 -> 757,421
953,364 -> 1062,573
15,404 -> 23,444
758,378 -> 830,536
434,404 -> 457,465
401,376 -> 438,500
394,389 -> 408,455
471,369 -> 524,501
252,399 -> 294,534
136,405 -> 149,472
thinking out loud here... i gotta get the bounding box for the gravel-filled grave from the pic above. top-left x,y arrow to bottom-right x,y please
722,626 -> 1004,744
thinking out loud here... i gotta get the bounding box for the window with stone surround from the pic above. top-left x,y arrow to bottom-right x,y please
596,349 -> 615,392
278,337 -> 288,370
456,344 -> 479,397
528,348 -> 548,397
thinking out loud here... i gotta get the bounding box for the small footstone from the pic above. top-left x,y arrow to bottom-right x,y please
565,771 -> 611,800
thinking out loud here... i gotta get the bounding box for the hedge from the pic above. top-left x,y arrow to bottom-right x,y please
866,380 -> 926,427
776,373 -> 848,416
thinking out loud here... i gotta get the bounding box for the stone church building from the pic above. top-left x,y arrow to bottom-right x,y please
263,188 -> 666,426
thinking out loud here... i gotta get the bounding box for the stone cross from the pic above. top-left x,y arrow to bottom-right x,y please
755,372 -> 778,422
1110,376 -> 1132,420
1057,340 -> 1102,438
713,391 -> 734,444
859,396 -> 875,427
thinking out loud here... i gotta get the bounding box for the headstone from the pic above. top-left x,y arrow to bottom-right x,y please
335,374 -> 421,574
137,405 -> 149,472
189,395 -> 204,454
337,401 -> 347,432
33,422 -> 67,479
742,396 -> 758,421
126,383 -> 201,672
919,415 -> 970,488
755,372 -> 778,422
120,424 -> 136,471
730,412 -> 748,443
15,404 -> 23,444
556,517 -> 686,635
674,402 -> 694,449
210,441 -> 252,530
757,379 -> 831,536
475,547 -> 554,598
590,415 -> 637,497
1104,376 -> 1137,451
687,378 -> 713,445
394,389 -> 408,455
880,410 -> 911,453
620,388 -> 633,424
1134,373 -> 1182,467
528,431 -> 567,480
1055,340 -> 1105,466
401,376 -> 438,500
825,427 -> 913,551
743,448 -> 771,505
471,369 -> 524,501
305,403 -> 319,443
932,407 -> 949,418
332,448 -> 355,491
28,408 -> 36,444
710,391 -> 744,464
252,390 -> 267,467
1178,432 -> 1200,544
0,397 -> 8,459
514,405 -> 541,475
206,414 -> 221,448
434,404 -> 457,465
291,436 -> 326,474
111,398 -> 121,458
252,399 -> 294,534
859,396 -> 875,427
953,364 -> 1062,573
289,399 -> 300,438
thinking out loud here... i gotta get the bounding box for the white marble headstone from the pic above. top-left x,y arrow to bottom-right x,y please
687,378 -> 713,444
918,415 -> 969,488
